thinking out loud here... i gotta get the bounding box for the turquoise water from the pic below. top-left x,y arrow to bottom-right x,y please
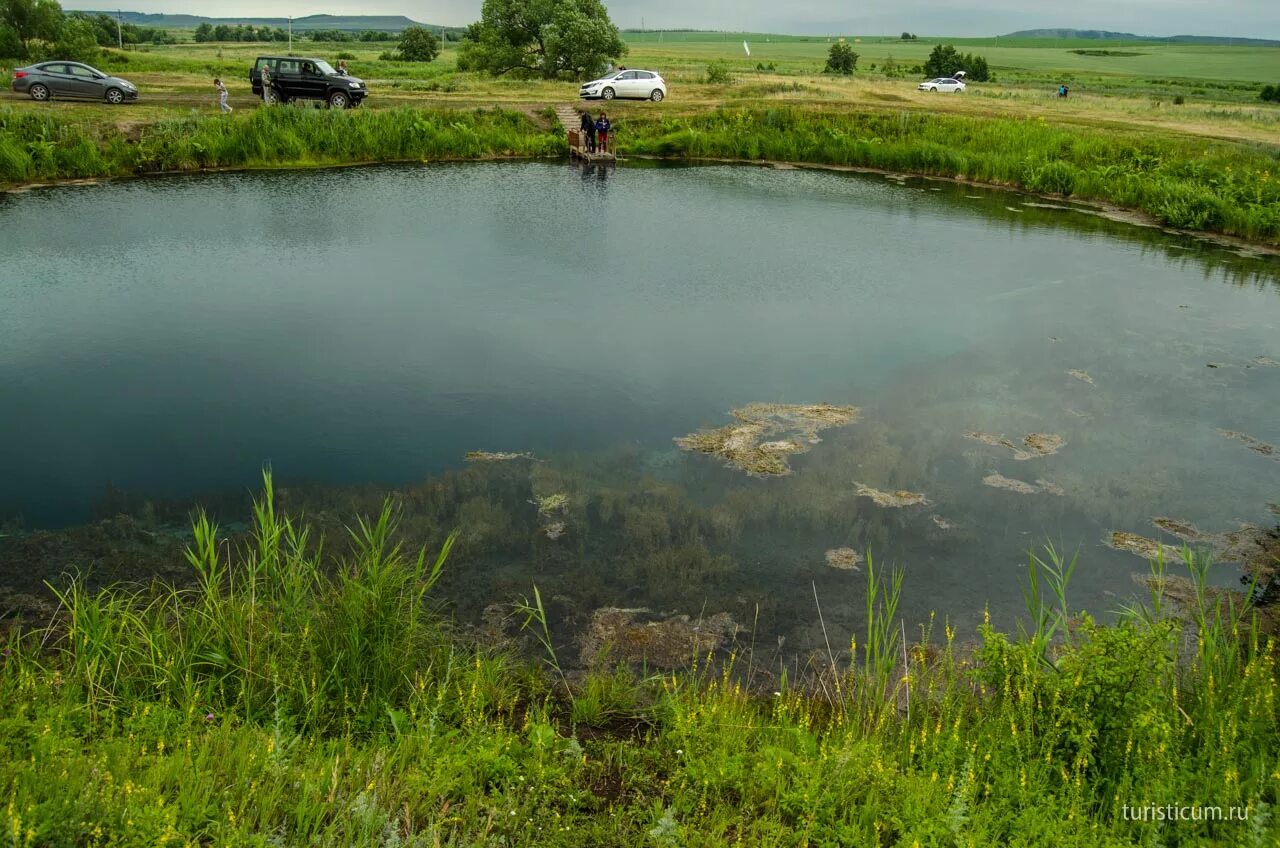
1,162 -> 1277,648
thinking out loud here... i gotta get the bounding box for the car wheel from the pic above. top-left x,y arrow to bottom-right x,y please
328,90 -> 350,109
929,86 -> 938,92
29,83 -> 50,102
650,89 -> 664,102
105,87 -> 125,105
601,87 -> 615,101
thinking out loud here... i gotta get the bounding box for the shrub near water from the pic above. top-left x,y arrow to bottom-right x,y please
623,107 -> 1280,244
1,476 -> 1278,844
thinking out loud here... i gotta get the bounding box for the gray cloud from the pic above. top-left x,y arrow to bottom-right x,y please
75,0 -> 1280,39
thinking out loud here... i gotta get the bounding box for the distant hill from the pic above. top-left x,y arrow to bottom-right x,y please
71,11 -> 456,33
1002,28 -> 1280,46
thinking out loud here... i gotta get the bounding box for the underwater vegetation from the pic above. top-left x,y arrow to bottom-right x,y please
852,483 -> 930,508
1219,429 -> 1277,458
675,402 -> 859,476
982,472 -> 1062,496
577,607 -> 740,669
964,431 -> 1066,460
1067,368 -> 1096,385
466,450 -> 535,463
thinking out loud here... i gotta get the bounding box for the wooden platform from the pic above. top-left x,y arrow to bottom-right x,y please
556,105 -> 618,164
566,129 -> 617,162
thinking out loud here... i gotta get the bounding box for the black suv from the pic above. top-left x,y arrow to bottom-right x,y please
250,56 -> 368,108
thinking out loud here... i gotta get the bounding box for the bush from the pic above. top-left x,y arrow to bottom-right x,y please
824,41 -> 858,75
1261,84 -> 1279,103
705,60 -> 731,85
1173,94 -> 1185,105
394,25 -> 441,62
335,50 -> 356,61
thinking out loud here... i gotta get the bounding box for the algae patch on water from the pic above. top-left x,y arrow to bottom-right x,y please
675,402 -> 859,477
466,451 -> 533,463
825,547 -> 863,571
965,431 -> 1066,461
853,483 -> 929,508
1107,530 -> 1185,562
982,473 -> 1060,495
1218,429 -> 1276,458
1068,369 -> 1095,385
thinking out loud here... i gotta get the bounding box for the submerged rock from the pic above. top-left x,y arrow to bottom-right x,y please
579,607 -> 740,669
1067,369 -> 1095,385
543,521 -> 567,540
853,482 -> 929,508
825,547 -> 863,571
1249,356 -> 1280,368
964,431 -> 1065,461
675,402 -> 859,477
931,515 -> 954,531
465,450 -> 532,463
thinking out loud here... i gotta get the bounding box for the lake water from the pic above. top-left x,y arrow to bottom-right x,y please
2,162 -> 1278,652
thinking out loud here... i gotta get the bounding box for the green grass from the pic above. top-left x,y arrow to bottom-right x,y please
620,107 -> 1280,243
618,37 -> 1280,85
1,473 -> 1277,845
0,104 -> 560,183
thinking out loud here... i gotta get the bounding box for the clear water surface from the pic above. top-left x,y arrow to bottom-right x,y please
2,162 -> 1277,649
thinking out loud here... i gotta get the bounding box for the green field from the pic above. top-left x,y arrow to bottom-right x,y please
617,33 -> 1280,85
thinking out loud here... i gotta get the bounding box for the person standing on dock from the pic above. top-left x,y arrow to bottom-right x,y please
580,110 -> 596,153
215,77 -> 231,113
595,112 -> 612,154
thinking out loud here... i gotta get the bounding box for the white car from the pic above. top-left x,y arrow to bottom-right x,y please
580,69 -> 666,102
918,77 -> 966,93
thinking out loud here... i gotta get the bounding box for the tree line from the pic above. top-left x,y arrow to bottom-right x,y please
2,0 -> 172,60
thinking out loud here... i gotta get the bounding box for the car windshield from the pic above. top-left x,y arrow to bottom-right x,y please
313,60 -> 337,75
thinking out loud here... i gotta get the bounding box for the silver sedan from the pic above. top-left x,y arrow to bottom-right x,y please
11,61 -> 139,104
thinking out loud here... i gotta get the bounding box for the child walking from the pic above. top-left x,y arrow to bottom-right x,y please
215,78 -> 231,113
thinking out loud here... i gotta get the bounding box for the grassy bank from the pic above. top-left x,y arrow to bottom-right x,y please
621,107 -> 1280,244
2,477 -> 1277,845
0,105 -> 561,184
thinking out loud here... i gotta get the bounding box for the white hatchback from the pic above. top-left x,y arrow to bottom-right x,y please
918,77 -> 966,93
580,70 -> 667,102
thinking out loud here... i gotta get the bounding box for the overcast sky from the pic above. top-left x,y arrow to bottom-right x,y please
74,0 -> 1280,39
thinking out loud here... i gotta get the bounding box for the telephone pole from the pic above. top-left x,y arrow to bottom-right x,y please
116,10 -> 123,49
288,17 -> 293,52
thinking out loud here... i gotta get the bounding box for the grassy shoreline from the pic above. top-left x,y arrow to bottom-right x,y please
3,103 -> 1279,246
2,479 -> 1277,845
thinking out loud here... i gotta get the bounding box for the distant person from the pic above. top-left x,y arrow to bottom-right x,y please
215,77 -> 231,113
338,60 -> 349,75
260,62 -> 274,104
579,109 -> 596,153
1058,84 -> 1066,98
1064,84 -> 1070,98
595,112 -> 612,153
